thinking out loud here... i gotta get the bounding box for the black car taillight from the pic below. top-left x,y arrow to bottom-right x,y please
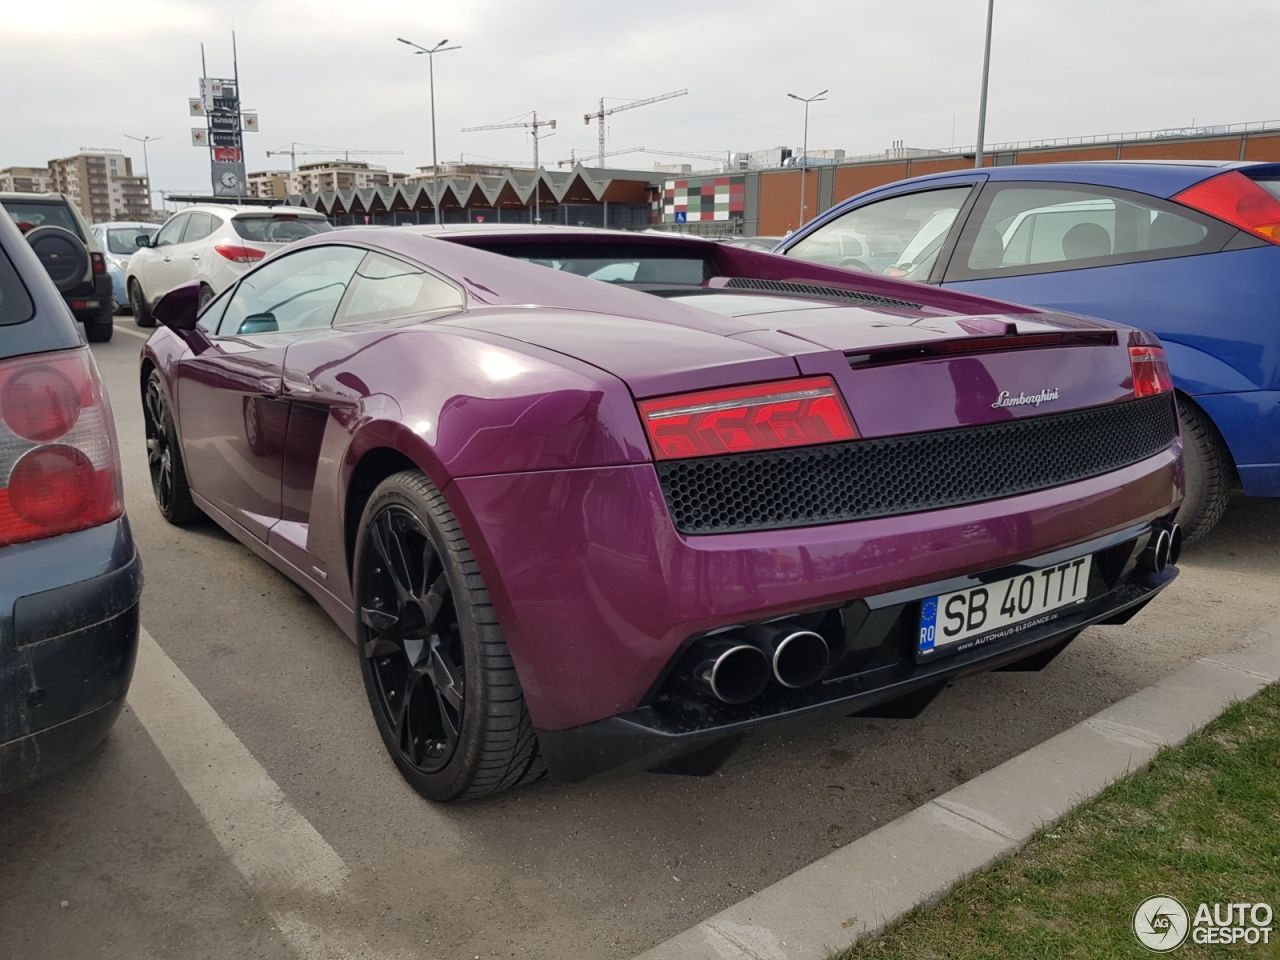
0,348 -> 124,546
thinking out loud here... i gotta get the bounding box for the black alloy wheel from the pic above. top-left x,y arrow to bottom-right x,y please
130,279 -> 155,327
142,370 -> 199,523
362,505 -> 466,774
354,471 -> 544,802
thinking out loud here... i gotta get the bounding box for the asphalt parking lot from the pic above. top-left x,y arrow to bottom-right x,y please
1,320 -> 1278,960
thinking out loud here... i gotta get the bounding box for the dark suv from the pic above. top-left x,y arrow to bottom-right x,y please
0,192 -> 115,343
0,208 -> 141,792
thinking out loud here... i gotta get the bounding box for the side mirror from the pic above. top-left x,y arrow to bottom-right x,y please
136,235 -> 151,248
152,281 -> 202,331
236,313 -> 278,335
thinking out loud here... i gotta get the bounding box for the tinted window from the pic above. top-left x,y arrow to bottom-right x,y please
218,245 -> 364,336
1,201 -> 82,238
105,226 -> 157,254
948,183 -> 1227,281
514,255 -> 706,285
0,246 -> 36,325
338,253 -> 463,325
153,215 -> 188,248
787,186 -> 972,281
182,213 -> 216,244
232,216 -> 333,243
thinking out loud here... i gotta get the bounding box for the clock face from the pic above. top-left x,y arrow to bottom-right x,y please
221,170 -> 239,188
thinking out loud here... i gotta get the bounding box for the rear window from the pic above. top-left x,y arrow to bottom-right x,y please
105,225 -> 157,255
517,255 -> 707,285
0,246 -> 36,326
232,216 -> 333,243
2,201 -> 82,238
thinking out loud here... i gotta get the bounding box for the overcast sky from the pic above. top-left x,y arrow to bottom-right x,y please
4,0 -> 1277,197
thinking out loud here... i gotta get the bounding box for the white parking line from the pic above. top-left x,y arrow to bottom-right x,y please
128,627 -> 350,895
110,322 -> 152,341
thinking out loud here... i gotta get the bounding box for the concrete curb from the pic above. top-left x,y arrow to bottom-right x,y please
636,619 -> 1280,960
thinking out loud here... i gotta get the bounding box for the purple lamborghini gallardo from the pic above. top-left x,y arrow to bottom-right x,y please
139,226 -> 1183,801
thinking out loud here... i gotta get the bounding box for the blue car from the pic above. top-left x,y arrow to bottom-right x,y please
775,160 -> 1280,542
90,221 -> 158,314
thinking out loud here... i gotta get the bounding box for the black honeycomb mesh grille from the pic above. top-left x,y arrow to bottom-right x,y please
656,395 -> 1177,535
720,277 -> 921,311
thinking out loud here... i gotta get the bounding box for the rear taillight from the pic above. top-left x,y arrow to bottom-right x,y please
0,348 -> 123,546
1129,345 -> 1174,399
214,243 -> 267,263
1173,172 -> 1280,246
91,251 -> 106,274
638,376 -> 858,460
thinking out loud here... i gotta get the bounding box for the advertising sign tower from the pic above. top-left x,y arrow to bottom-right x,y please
189,36 -> 259,197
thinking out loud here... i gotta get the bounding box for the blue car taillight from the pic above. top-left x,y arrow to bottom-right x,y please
0,348 -> 124,546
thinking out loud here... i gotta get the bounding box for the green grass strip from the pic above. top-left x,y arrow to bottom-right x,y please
834,684 -> 1280,959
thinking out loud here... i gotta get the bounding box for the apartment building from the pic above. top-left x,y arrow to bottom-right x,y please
0,166 -> 54,193
294,159 -> 399,193
47,150 -> 151,222
246,169 -> 301,200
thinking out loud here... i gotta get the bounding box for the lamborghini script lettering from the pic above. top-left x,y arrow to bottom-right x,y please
992,388 -> 1060,409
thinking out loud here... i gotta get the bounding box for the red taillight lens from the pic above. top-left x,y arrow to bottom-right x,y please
91,251 -> 106,274
214,243 -> 267,263
1173,171 -> 1280,245
1,364 -> 82,441
638,376 -> 858,460
0,348 -> 123,546
1129,345 -> 1173,399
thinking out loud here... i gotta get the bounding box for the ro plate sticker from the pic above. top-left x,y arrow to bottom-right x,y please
919,597 -> 939,653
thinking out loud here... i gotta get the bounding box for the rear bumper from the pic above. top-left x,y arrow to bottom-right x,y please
66,275 -> 115,322
0,517 -> 142,793
449,443 -> 1183,733
537,552 -> 1177,783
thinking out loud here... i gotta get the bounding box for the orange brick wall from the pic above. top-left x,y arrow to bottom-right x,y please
1016,147 -> 1119,164
832,162 -> 908,204
906,157 -> 974,178
1120,139 -> 1241,161
758,169 -> 821,235
1244,135 -> 1280,161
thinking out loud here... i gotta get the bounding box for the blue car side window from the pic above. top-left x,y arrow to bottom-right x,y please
947,183 -> 1232,281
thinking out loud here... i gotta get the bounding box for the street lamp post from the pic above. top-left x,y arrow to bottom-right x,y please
787,90 -> 827,230
124,134 -> 161,221
399,37 -> 461,225
974,0 -> 995,169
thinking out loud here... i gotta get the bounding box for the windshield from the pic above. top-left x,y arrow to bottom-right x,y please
1,201 -> 82,238
232,216 -> 334,243
105,225 -> 158,254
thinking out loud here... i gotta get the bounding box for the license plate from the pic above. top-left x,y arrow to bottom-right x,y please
918,555 -> 1092,656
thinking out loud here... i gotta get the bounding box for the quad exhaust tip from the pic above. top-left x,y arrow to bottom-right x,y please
1142,521 -> 1181,574
762,626 -> 830,689
694,642 -> 771,705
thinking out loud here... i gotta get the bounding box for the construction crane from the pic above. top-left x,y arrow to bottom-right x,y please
645,148 -> 733,168
265,142 -> 404,171
584,90 -> 687,166
462,112 -> 557,221
557,146 -> 644,168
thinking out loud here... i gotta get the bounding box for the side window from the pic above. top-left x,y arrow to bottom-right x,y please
948,183 -> 1228,281
197,284 -> 233,334
153,215 -> 188,248
336,252 -> 464,325
786,186 -> 972,281
182,212 -> 214,244
218,246 -> 365,336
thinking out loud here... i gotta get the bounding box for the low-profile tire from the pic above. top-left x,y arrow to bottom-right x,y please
1175,395 -> 1233,544
85,313 -> 114,343
354,470 -> 544,802
129,279 -> 155,328
143,369 -> 200,524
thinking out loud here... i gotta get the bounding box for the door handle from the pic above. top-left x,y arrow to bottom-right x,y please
162,255 -> 172,262
190,253 -> 201,261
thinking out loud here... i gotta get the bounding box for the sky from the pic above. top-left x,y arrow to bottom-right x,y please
3,0 -> 1277,200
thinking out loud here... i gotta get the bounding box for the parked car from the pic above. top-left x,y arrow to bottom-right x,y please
90,221 -> 159,314
717,235 -> 785,252
775,160 -> 1280,542
1,192 -> 115,342
126,204 -> 333,327
140,226 -> 1182,802
0,209 -> 141,792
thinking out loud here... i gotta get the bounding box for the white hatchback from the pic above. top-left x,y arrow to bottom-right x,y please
126,204 -> 332,326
